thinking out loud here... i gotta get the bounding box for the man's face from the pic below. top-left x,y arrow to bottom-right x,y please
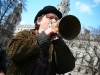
37,13 -> 59,33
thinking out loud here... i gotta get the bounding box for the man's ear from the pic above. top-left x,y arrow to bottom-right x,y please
36,19 -> 41,26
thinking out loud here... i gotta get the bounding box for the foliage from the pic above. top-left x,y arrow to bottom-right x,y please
65,27 -> 100,75
0,0 -> 27,51
0,0 -> 27,25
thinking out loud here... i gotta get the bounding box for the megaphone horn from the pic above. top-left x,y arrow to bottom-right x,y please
51,15 -> 81,40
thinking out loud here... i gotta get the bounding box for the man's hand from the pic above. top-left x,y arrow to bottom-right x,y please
0,72 -> 5,75
45,19 -> 61,40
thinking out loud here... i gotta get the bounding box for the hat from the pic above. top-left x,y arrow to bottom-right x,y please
34,6 -> 62,23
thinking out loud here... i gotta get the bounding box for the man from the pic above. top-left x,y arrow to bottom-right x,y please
6,6 -> 75,75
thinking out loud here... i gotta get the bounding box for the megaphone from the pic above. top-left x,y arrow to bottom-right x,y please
51,15 -> 81,40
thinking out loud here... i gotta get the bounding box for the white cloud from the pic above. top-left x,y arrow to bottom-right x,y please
93,0 -> 100,4
75,2 -> 93,14
20,20 -> 25,25
91,0 -> 100,7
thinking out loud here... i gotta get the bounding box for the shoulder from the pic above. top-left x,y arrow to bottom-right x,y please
14,30 -> 35,39
17,30 -> 30,35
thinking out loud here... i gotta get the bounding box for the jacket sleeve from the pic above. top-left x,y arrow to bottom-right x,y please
0,66 -> 3,73
6,30 -> 40,63
0,48 -> 11,74
52,37 -> 75,74
0,50 -> 11,74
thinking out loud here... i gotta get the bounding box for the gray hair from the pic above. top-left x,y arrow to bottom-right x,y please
35,14 -> 45,30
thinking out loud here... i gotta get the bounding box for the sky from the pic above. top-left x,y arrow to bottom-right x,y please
20,0 -> 100,29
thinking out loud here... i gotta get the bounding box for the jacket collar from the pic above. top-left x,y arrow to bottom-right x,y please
30,29 -> 39,35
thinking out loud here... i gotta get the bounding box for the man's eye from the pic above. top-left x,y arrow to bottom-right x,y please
49,17 -> 53,19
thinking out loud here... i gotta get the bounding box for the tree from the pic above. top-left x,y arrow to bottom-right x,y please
0,0 -> 27,25
65,28 -> 100,75
3,3 -> 23,32
0,0 -> 27,51
62,27 -> 100,75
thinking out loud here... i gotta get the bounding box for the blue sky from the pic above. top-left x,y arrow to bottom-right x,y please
20,0 -> 100,29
